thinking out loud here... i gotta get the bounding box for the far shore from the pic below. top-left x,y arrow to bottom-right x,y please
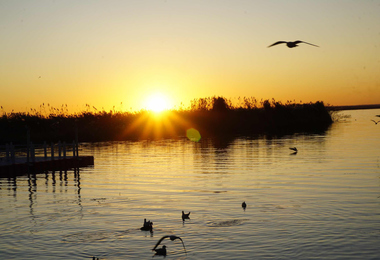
328,104 -> 380,111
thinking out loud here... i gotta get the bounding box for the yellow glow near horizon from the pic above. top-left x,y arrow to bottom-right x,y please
144,93 -> 172,113
1,1 -> 380,113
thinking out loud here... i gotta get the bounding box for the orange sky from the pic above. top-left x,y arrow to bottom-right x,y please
1,1 -> 379,113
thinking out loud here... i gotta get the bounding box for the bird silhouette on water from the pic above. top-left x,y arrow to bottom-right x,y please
268,40 -> 319,48
371,120 -> 380,125
242,201 -> 247,210
140,218 -> 153,232
153,245 -> 167,257
182,211 -> 190,221
152,235 -> 186,253
289,147 -> 298,154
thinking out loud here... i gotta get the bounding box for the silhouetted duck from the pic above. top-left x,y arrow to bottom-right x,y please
182,211 -> 190,221
153,245 -> 167,257
140,218 -> 153,232
242,201 -> 247,210
268,40 -> 319,48
152,235 -> 186,252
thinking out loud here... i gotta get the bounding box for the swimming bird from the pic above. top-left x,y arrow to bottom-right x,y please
140,218 -> 153,232
289,147 -> 298,153
242,201 -> 247,210
182,211 -> 190,221
152,235 -> 186,252
268,40 -> 319,48
371,120 -> 380,125
153,245 -> 167,257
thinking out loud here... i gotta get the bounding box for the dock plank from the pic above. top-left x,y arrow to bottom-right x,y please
0,156 -> 94,177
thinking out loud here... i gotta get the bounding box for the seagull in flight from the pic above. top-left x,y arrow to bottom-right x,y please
268,40 -> 319,48
152,235 -> 186,253
371,120 -> 380,125
289,147 -> 298,154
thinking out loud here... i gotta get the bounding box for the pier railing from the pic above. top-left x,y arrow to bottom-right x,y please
0,141 -> 79,165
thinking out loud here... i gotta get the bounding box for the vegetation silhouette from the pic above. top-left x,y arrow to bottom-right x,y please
0,97 -> 333,144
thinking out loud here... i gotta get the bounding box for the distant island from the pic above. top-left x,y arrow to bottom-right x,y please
0,97 -> 340,144
327,104 -> 380,111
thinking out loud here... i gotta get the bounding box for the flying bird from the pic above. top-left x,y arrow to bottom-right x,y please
182,211 -> 190,221
152,235 -> 186,252
153,245 -> 167,257
371,120 -> 380,125
289,147 -> 298,152
268,40 -> 319,48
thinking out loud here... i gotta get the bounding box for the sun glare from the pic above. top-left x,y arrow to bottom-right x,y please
144,93 -> 171,113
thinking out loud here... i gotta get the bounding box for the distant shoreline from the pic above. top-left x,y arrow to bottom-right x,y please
0,98 -> 333,144
328,104 -> 380,111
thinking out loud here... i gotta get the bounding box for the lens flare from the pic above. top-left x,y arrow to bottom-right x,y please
186,128 -> 201,142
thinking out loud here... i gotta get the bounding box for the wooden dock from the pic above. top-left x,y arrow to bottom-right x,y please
0,156 -> 94,177
0,141 -> 94,177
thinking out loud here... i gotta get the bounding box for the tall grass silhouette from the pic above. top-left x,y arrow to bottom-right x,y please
0,97 -> 333,144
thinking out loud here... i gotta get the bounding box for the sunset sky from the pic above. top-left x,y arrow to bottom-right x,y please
1,0 -> 379,113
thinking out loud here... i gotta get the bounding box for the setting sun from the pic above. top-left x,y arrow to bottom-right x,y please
144,93 -> 171,113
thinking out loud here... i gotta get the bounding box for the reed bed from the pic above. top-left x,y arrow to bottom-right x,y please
0,97 -> 333,144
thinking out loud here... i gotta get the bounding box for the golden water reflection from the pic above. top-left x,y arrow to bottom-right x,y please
0,109 -> 379,259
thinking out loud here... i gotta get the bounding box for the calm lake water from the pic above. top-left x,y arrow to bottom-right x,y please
1,109 -> 379,260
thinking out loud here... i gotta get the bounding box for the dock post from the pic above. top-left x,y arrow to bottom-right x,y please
51,142 -> 54,160
72,141 -> 75,157
31,142 -> 35,162
44,141 -> 47,159
26,127 -> 30,164
6,143 -> 10,162
58,141 -> 62,159
75,124 -> 79,157
11,143 -> 15,164
63,142 -> 66,159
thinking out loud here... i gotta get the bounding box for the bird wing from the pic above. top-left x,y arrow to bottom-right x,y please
289,147 -> 297,151
298,41 -> 319,47
152,236 -> 169,250
267,41 -> 287,47
176,237 -> 187,252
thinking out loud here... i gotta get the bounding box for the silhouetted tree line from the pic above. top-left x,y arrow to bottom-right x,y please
0,97 -> 333,144
182,97 -> 332,138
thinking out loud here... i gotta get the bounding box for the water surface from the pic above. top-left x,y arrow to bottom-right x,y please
1,109 -> 379,259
